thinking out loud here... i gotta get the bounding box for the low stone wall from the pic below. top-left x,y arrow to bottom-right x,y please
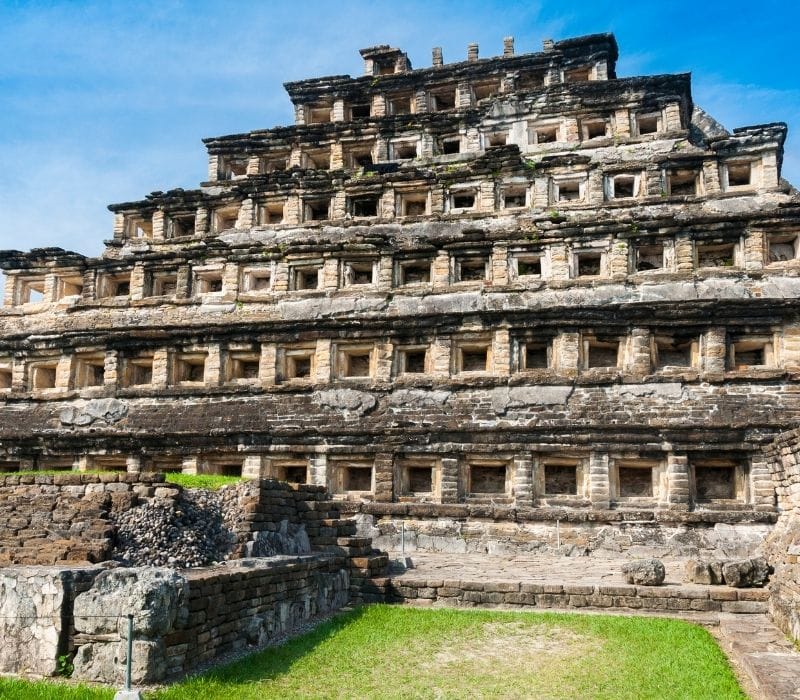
763,429 -> 800,640
388,577 -> 769,614
172,557 -> 349,676
352,505 -> 773,559
0,473 -> 167,565
70,556 -> 350,684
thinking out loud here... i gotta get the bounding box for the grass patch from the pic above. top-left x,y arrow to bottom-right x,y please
0,678 -> 113,700
164,605 -> 745,699
152,606 -> 745,700
164,473 -> 245,490
0,470 -> 245,491
0,606 -> 746,700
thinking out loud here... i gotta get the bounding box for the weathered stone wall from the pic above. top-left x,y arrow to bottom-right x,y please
0,477 -> 389,682
0,475 -> 368,567
0,381 -> 786,524
0,473 -> 167,566
0,566 -> 99,676
69,557 -> 350,684
353,510 -> 772,559
222,479 -> 347,557
221,479 -> 390,604
763,429 -> 800,640
173,557 -> 349,677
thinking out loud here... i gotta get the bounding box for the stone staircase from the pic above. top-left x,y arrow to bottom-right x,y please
237,482 -> 391,604
306,500 -> 390,603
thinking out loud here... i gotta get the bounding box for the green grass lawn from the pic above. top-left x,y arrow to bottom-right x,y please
0,606 -> 746,700
163,472 -> 244,490
1,470 -> 244,490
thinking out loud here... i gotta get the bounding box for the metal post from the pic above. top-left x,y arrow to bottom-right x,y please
125,614 -> 133,692
401,521 -> 406,557
556,519 -> 560,549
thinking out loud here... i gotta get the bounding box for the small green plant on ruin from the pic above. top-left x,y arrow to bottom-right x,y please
56,654 -> 74,678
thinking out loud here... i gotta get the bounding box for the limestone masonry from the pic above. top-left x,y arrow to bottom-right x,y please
1,34 -> 799,565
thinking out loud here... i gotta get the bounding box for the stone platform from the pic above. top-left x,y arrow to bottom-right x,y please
385,552 -> 769,614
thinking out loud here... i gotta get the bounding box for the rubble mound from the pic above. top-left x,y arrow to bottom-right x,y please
112,490 -> 231,568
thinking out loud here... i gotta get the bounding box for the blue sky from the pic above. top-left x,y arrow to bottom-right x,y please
0,0 -> 797,261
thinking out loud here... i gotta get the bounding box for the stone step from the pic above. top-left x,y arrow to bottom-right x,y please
320,518 -> 356,528
319,544 -> 372,557
351,553 -> 390,571
337,537 -> 371,547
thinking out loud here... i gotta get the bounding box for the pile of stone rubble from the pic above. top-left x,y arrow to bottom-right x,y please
112,488 -> 231,568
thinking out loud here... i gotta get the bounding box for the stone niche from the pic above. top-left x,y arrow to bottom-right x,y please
691,459 -> 745,504
610,459 -> 665,505
330,456 -> 375,497
464,456 -> 512,501
396,456 -> 441,501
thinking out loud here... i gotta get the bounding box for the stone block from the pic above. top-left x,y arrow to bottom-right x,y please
722,557 -> 770,588
536,593 -> 568,607
0,568 -> 97,676
504,592 -> 536,605
635,586 -> 673,598
598,585 -> 634,596
613,595 -> 643,608
437,587 -> 463,597
478,592 -> 504,604
685,559 -> 725,585
483,581 -> 519,593
720,600 -> 767,614
622,559 -> 665,586
74,568 -> 188,638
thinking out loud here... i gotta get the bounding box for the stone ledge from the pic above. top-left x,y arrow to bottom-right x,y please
349,501 -> 778,524
388,576 -> 769,614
